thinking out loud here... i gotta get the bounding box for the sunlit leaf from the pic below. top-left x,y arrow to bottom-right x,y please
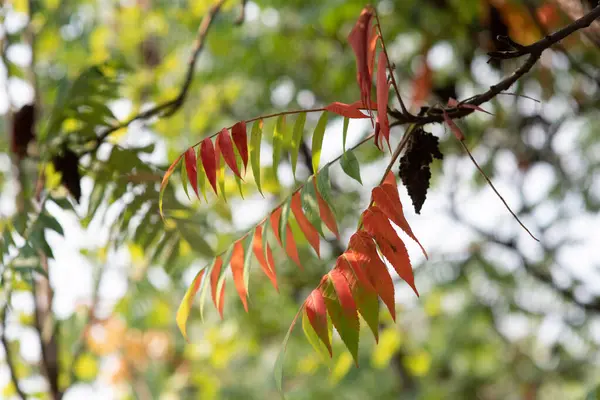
311,112 -> 328,173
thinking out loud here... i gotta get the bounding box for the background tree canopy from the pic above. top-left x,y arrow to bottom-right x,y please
1,0 -> 600,399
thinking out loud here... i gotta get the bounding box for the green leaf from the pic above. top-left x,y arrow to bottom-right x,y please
340,150 -> 363,184
322,284 -> 360,365
291,113 -> 306,178
177,268 -> 206,341
302,309 -> 333,365
242,231 -> 254,297
250,120 -> 263,196
40,213 -> 64,236
278,197 -> 292,250
273,115 -> 285,172
274,306 -> 303,397
342,117 -> 350,152
311,112 -> 328,173
180,157 -> 191,200
300,178 -> 324,237
354,285 -> 379,342
316,167 -> 336,215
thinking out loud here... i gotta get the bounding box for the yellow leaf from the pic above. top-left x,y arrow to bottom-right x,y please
371,327 -> 402,368
404,350 -> 431,377
74,353 -> 99,381
330,352 -> 353,384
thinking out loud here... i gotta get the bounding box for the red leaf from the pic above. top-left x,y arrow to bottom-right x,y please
184,148 -> 199,199
329,268 -> 357,318
443,110 -> 465,141
340,251 -> 375,292
349,231 -> 396,320
231,121 -> 248,172
216,128 -> 243,179
314,181 -> 339,239
348,99 -> 378,111
305,288 -> 332,356
367,24 -> 379,79
200,138 -> 218,194
230,240 -> 248,311
269,207 -> 283,245
285,224 -> 302,268
411,59 -> 432,109
209,257 -> 225,318
372,184 -> 428,259
324,102 -> 369,119
447,98 -> 493,115
291,192 -> 320,257
252,226 -> 278,291
362,206 -> 418,296
376,51 -> 391,150
348,7 -> 375,120
383,171 -> 396,186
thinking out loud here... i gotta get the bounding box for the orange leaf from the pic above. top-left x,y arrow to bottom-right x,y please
159,153 -> 183,217
200,138 -> 218,194
291,192 -> 320,257
269,207 -> 283,245
210,257 -> 225,318
329,268 -> 357,318
376,50 -> 391,150
411,58 -> 432,109
443,110 -> 465,141
367,24 -> 379,79
372,184 -> 428,259
349,231 -> 396,320
383,171 -> 396,186
176,268 -> 205,341
184,148 -> 199,199
314,181 -> 339,239
285,225 -> 302,268
230,241 -> 248,311
305,288 -> 332,356
324,102 -> 369,119
340,251 -> 375,293
253,226 -> 279,291
362,206 -> 418,296
348,7 -> 375,119
216,128 -> 243,179
231,121 -> 248,172
348,99 -> 378,111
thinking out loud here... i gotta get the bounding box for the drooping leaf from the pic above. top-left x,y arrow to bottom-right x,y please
301,178 -> 325,236
322,280 -> 360,365
302,308 -> 332,365
184,147 -> 199,198
214,144 -> 227,202
291,192 -> 320,257
159,153 -> 183,217
342,117 -> 350,151
367,23 -> 379,79
250,119 -> 263,195
242,232 -> 254,299
372,183 -> 427,258
176,268 -> 206,341
376,50 -> 391,150
180,156 -> 191,200
270,207 -> 283,245
315,167 -> 336,214
304,288 -> 332,356
285,224 -> 301,268
340,251 -> 374,293
311,112 -> 329,173
412,58 -> 432,109
252,226 -> 278,290
340,150 -> 363,184
349,231 -> 396,320
196,146 -> 208,201
231,121 -> 248,172
314,180 -> 339,239
216,127 -> 243,179
329,268 -> 357,317
348,7 -> 375,119
273,115 -> 285,172
443,110 -> 465,141
279,198 -> 292,250
210,257 -> 225,318
353,278 -> 380,343
447,97 -> 494,115
274,306 -> 303,395
324,102 -> 369,119
362,206 -> 418,296
230,240 -> 248,311
291,113 -> 306,178
200,138 -> 218,195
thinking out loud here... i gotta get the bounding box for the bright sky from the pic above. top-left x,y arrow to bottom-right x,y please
1,2 -> 600,398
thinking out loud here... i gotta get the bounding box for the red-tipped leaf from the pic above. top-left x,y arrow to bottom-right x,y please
184,148 -> 199,199
314,181 -> 339,239
291,192 -> 320,257
324,102 -> 369,119
305,288 -> 332,356
231,121 -> 248,172
176,268 -> 206,341
230,240 -> 248,311
200,138 -> 218,194
348,7 -> 375,120
252,226 -> 278,291
329,268 -> 357,318
216,128 -> 243,179
210,256 -> 225,317
269,207 -> 283,245
159,153 -> 183,217
376,50 -> 391,150
285,225 -> 302,268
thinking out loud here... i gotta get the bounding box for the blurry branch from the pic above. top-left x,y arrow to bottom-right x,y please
1,295 -> 27,400
524,0 -> 600,85
552,0 -> 600,46
235,0 -> 248,25
389,5 -> 600,126
84,0 -> 228,156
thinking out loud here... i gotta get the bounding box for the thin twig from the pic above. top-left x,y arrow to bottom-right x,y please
1,296 -> 27,400
235,0 -> 248,25
83,0 -> 228,156
458,140 -> 539,242
389,5 -> 600,126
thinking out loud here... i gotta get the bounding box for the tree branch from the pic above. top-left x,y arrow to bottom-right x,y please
83,0 -> 227,155
389,5 -> 600,126
1,298 -> 27,400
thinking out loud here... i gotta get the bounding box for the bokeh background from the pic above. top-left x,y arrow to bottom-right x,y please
1,0 -> 600,399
